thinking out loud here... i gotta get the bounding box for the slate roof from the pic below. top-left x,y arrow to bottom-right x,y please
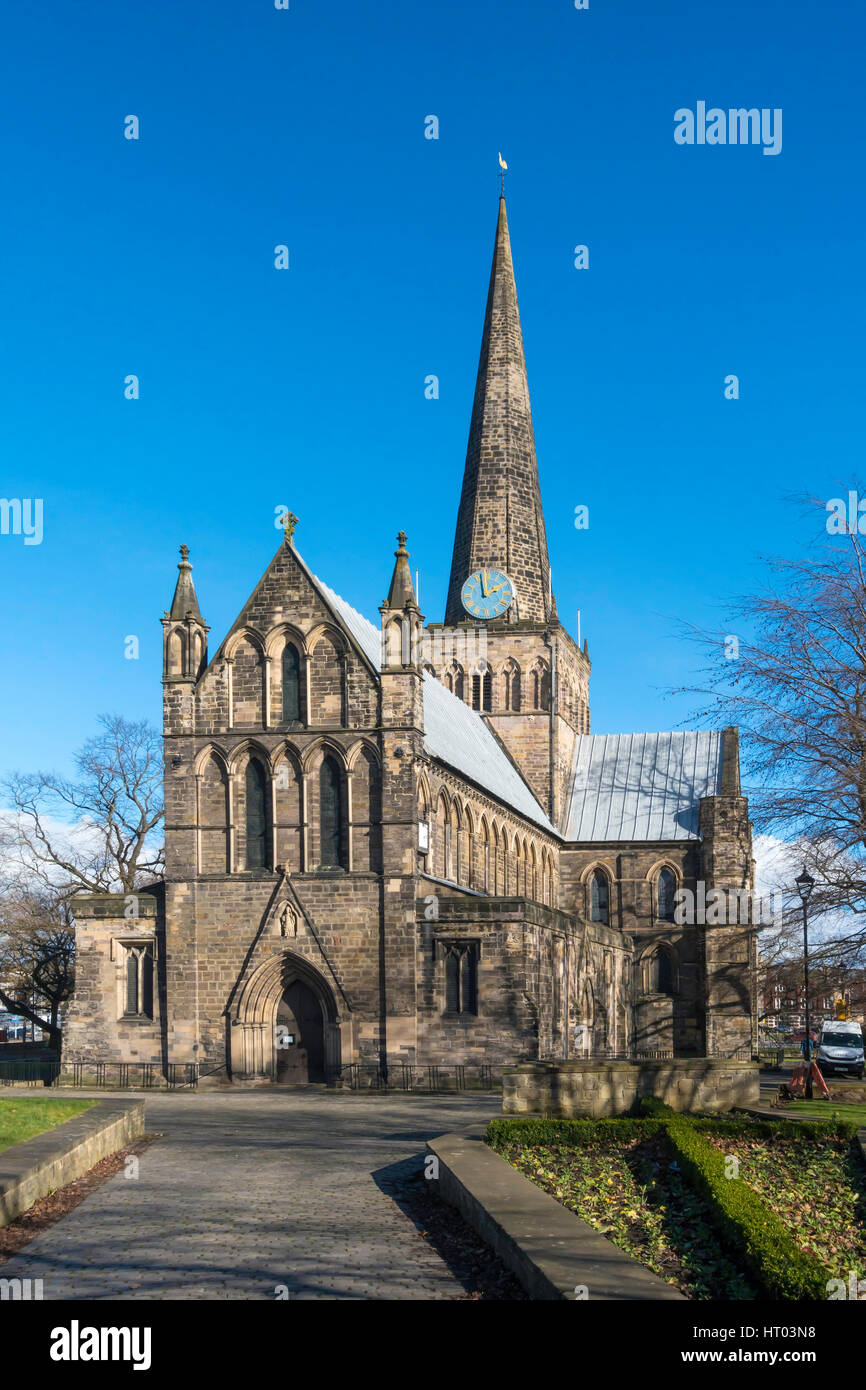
564,732 -> 723,842
308,568 -> 556,834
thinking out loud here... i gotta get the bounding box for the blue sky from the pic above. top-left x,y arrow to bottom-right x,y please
0,0 -> 863,779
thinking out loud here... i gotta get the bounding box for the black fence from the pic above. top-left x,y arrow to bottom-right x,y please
0,1057 -> 60,1088
59,1062 -> 199,1090
0,1059 -> 199,1090
334,1063 -> 499,1092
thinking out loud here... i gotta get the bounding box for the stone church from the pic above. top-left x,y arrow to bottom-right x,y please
63,195 -> 758,1085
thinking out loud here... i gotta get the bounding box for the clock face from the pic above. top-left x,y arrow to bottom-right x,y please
461,568 -> 515,619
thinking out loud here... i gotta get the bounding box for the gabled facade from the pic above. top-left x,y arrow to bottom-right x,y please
63,194 -> 757,1084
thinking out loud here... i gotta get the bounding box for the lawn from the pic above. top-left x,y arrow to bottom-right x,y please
785,1100 -> 866,1126
0,1098 -> 97,1153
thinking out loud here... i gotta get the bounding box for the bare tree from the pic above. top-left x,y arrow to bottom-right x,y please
677,495 -> 866,960
2,714 -> 164,899
0,886 -> 74,1051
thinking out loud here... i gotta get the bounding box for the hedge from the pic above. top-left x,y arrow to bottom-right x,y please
664,1115 -> 830,1300
486,1110 -> 850,1300
485,1113 -> 856,1150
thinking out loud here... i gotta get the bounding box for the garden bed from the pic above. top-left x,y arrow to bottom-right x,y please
487,1110 -> 864,1300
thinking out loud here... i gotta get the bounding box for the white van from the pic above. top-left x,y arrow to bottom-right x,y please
817,1020 -> 864,1079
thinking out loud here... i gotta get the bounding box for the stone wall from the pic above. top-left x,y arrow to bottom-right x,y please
63,891 -> 163,1066
416,896 -> 634,1071
502,1058 -> 760,1117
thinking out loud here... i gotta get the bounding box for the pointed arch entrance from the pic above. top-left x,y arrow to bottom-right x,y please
229,951 -> 342,1084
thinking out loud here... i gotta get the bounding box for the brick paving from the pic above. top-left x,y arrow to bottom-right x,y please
0,1090 -> 501,1301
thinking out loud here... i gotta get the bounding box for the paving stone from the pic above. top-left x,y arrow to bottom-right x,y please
0,1090 -> 501,1301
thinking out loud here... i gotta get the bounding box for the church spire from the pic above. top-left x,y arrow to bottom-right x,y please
383,530 -> 418,611
169,544 -> 202,621
444,192 -> 553,626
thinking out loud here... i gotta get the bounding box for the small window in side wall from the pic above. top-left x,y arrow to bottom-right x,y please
590,869 -> 609,924
482,670 -> 492,710
443,942 -> 479,1015
282,643 -> 302,722
124,944 -> 154,1018
657,868 -> 677,922
471,674 -> 481,710
651,948 -> 674,995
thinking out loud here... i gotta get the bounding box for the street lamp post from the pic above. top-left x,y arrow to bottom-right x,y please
796,867 -> 816,1100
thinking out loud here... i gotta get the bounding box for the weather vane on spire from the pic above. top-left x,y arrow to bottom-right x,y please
498,152 -> 508,197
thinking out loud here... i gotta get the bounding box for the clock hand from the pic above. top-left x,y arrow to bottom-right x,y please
481,570 -> 489,597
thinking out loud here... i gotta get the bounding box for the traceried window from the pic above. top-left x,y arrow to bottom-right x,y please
472,668 -> 492,711
245,759 -> 268,869
124,944 -> 154,1018
657,868 -> 677,922
590,869 -> 609,925
319,755 -> 346,868
443,942 -> 479,1015
532,664 -> 551,711
281,643 -> 302,722
503,664 -> 521,712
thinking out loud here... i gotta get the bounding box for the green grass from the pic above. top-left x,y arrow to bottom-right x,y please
785,1100 -> 866,1125
0,1098 -> 97,1153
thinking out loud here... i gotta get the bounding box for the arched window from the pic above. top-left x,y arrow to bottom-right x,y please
651,948 -> 674,995
503,663 -> 521,712
319,755 -> 346,868
657,868 -> 677,922
124,944 -> 154,1017
531,663 -> 551,711
480,821 -> 490,893
245,759 -> 268,869
281,643 -> 302,722
454,668 -> 464,701
590,869 -> 609,924
472,667 -> 492,711
444,943 -> 479,1015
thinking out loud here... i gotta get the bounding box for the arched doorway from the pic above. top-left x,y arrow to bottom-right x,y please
229,950 -> 343,1084
276,979 -> 326,1083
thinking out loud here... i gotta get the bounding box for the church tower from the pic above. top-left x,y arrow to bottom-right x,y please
430,193 -> 589,826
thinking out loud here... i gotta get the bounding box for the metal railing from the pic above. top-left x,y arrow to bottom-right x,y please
335,1063 -> 499,1092
0,1060 -> 201,1091
0,1058 -> 60,1088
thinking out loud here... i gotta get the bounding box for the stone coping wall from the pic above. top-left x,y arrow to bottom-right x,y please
0,1098 -> 145,1228
503,1058 -> 759,1117
427,1123 -> 683,1301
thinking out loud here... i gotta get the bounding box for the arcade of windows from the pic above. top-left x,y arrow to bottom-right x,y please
196,741 -> 381,876
585,865 -> 680,933
427,660 -> 552,714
